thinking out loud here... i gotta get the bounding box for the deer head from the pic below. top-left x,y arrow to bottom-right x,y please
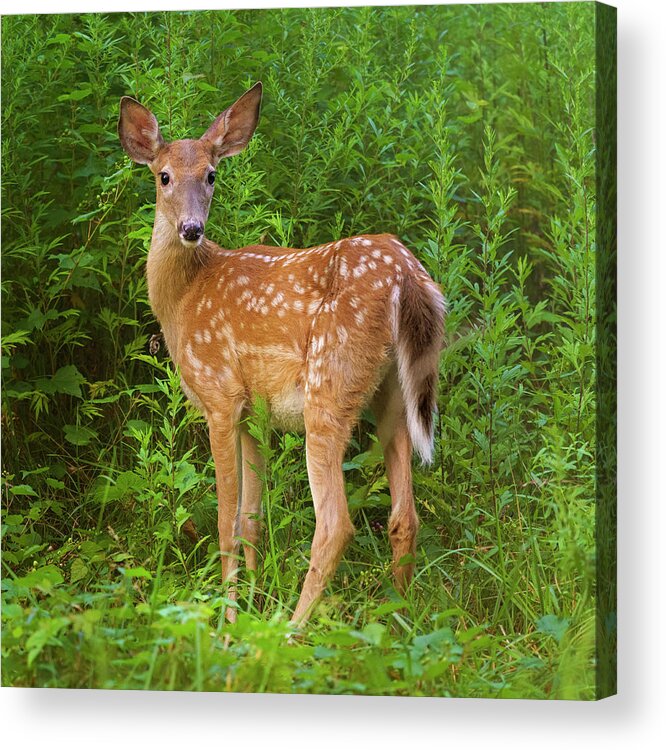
118,82 -> 262,248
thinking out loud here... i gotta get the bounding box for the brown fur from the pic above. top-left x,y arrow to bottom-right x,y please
118,83 -> 445,625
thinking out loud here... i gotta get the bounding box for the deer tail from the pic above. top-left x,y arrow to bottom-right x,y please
390,269 -> 446,464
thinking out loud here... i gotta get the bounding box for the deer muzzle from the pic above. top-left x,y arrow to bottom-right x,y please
179,220 -> 204,245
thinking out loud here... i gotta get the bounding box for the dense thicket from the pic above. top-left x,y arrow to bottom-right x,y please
2,4 -> 599,697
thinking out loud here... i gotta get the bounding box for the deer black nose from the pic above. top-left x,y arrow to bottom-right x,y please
180,221 -> 204,242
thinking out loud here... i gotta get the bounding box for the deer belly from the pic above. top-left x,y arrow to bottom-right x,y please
269,382 -> 305,432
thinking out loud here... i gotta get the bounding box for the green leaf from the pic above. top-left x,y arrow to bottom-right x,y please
34,365 -> 86,398
15,564 -> 64,592
196,81 -> 219,93
70,557 -> 89,583
72,208 -> 103,224
9,484 -> 37,497
413,627 -> 456,652
122,566 -> 153,579
22,308 -> 61,333
123,419 -> 150,437
371,600 -> 406,617
26,617 -> 70,665
175,505 -> 191,532
47,33 -> 71,45
1,329 -> 32,353
536,614 -> 570,643
63,424 -> 97,446
51,365 -> 86,397
351,622 -> 386,646
396,553 -> 416,567
57,87 -> 92,102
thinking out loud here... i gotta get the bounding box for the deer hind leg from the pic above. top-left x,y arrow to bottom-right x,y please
291,291 -> 393,625
373,366 -> 419,595
290,408 -> 355,625
239,422 -> 264,572
208,403 -> 244,622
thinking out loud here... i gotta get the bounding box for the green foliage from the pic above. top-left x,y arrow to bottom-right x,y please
2,3 -> 600,698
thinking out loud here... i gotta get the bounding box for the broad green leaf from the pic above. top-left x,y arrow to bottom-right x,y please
50,365 -> 86,397
536,614 -> 570,643
63,424 -> 97,446
9,484 -> 37,497
70,557 -> 89,583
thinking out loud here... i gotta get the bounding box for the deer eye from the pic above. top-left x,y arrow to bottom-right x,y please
159,172 -> 170,186
207,171 -> 216,186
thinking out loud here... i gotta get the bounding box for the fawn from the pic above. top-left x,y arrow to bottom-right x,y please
118,82 -> 445,625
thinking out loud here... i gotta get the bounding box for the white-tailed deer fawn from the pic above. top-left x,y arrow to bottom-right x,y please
118,82 -> 445,625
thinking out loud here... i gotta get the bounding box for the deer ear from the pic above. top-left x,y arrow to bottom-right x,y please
201,82 -> 262,163
118,97 -> 164,165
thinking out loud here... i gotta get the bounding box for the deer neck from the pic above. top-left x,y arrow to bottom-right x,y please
146,211 -> 212,361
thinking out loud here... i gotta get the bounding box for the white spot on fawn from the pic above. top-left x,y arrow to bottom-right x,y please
353,264 -> 367,278
185,343 -> 203,372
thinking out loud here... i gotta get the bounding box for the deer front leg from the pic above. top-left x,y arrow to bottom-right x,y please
239,423 -> 264,572
208,409 -> 242,623
291,421 -> 355,625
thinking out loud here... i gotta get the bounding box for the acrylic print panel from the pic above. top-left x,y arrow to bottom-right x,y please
1,2 -> 616,699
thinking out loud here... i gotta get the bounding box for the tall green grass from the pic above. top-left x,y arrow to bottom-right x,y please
1,3 -> 604,698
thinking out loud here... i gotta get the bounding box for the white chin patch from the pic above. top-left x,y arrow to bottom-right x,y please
180,238 -> 201,249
